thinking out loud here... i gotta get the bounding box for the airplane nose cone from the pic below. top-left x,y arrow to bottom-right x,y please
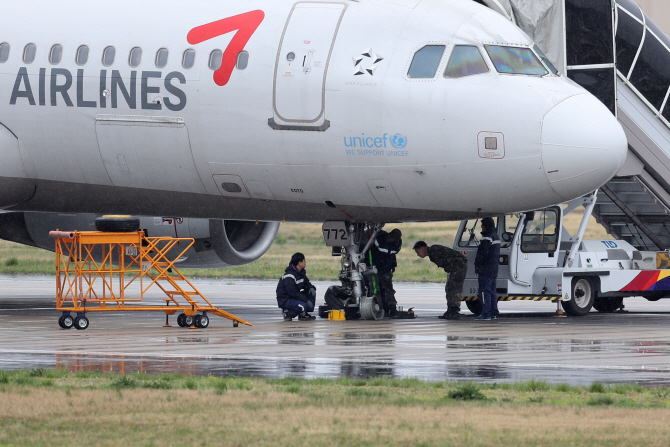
541,94 -> 628,201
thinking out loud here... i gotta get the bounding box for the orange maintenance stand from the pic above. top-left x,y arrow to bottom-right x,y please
50,230 -> 251,330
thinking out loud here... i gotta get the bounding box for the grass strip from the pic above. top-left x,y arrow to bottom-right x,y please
0,369 -> 669,446
0,217 -> 611,280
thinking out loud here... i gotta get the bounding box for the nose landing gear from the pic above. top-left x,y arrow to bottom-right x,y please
321,221 -> 384,320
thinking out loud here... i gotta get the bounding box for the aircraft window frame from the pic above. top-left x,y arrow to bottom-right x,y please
129,47 -> 142,68
407,45 -> 446,79
236,50 -> 249,70
102,46 -> 116,67
75,45 -> 89,66
182,49 -> 195,69
0,42 -> 10,63
532,45 -> 559,76
155,48 -> 168,68
209,49 -> 223,70
23,43 -> 36,64
484,45 -> 549,76
444,45 -> 490,78
49,44 -> 63,65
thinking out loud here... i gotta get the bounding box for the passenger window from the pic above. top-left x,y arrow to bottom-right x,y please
49,44 -> 63,65
155,48 -> 168,68
76,45 -> 89,65
129,47 -> 142,67
444,45 -> 489,78
102,46 -> 115,66
485,45 -> 548,76
408,45 -> 445,78
236,50 -> 249,70
182,49 -> 195,69
23,43 -> 36,64
520,208 -> 559,253
0,43 -> 10,63
209,49 -> 223,70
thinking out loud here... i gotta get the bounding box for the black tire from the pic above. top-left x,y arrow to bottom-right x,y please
184,315 -> 195,327
562,277 -> 595,316
95,216 -> 140,233
318,305 -> 331,319
593,297 -> 623,313
194,315 -> 203,328
644,292 -> 666,301
324,286 -> 349,310
74,316 -> 89,330
177,313 -> 186,327
58,315 -> 65,328
198,315 -> 209,329
465,299 -> 482,316
61,315 -> 74,329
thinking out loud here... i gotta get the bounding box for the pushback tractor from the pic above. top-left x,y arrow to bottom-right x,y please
456,191 -> 670,316
51,216 -> 250,330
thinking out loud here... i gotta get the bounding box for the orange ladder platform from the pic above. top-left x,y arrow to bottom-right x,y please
50,230 -> 251,330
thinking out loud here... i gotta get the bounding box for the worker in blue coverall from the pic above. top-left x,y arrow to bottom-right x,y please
276,252 -> 317,321
474,217 -> 501,321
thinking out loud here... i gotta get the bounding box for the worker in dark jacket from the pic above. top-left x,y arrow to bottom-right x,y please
370,229 -> 402,316
276,252 -> 316,321
414,241 -> 467,320
474,217 -> 501,321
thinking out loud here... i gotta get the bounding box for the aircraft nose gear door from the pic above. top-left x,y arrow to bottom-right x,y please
269,2 -> 347,131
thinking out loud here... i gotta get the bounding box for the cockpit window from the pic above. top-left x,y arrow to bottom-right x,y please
444,45 -> 489,78
407,45 -> 445,78
485,45 -> 548,76
533,44 -> 559,75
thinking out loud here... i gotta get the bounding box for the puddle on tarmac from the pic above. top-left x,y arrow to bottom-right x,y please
2,352 -> 670,386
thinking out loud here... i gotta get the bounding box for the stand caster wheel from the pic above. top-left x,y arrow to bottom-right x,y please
177,313 -> 187,327
184,315 -> 195,327
59,314 -> 74,329
74,316 -> 89,330
194,314 -> 209,329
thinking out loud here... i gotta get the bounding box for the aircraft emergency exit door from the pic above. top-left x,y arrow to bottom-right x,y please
269,2 -> 346,131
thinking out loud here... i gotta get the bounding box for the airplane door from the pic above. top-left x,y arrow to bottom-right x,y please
269,2 -> 347,131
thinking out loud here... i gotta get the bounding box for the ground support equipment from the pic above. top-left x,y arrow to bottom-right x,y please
51,230 -> 251,330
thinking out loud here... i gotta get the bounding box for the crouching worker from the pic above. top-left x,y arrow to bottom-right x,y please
413,241 -> 468,320
276,253 -> 317,321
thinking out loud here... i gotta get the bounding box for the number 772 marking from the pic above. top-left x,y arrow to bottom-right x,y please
187,10 -> 265,86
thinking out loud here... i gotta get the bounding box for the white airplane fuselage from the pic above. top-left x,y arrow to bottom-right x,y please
0,0 -> 627,223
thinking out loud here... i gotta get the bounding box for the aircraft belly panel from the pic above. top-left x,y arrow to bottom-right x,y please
272,2 -> 346,127
95,115 -> 207,194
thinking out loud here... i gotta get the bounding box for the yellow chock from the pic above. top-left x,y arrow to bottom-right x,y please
328,309 -> 346,321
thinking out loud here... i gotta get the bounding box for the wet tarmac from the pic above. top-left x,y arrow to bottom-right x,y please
2,275 -> 670,385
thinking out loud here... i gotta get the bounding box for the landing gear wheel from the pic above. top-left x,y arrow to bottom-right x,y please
184,315 -> 195,327
177,313 -> 187,327
562,277 -> 595,316
593,297 -> 623,313
74,316 -> 89,330
197,314 -> 209,329
318,305 -> 331,319
465,299 -> 482,316
61,315 -> 74,329
94,215 -> 140,233
360,295 -> 384,320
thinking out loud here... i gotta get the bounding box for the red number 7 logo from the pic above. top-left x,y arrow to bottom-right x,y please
187,10 -> 265,86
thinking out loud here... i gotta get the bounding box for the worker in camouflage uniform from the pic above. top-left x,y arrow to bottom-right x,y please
413,240 -> 468,320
